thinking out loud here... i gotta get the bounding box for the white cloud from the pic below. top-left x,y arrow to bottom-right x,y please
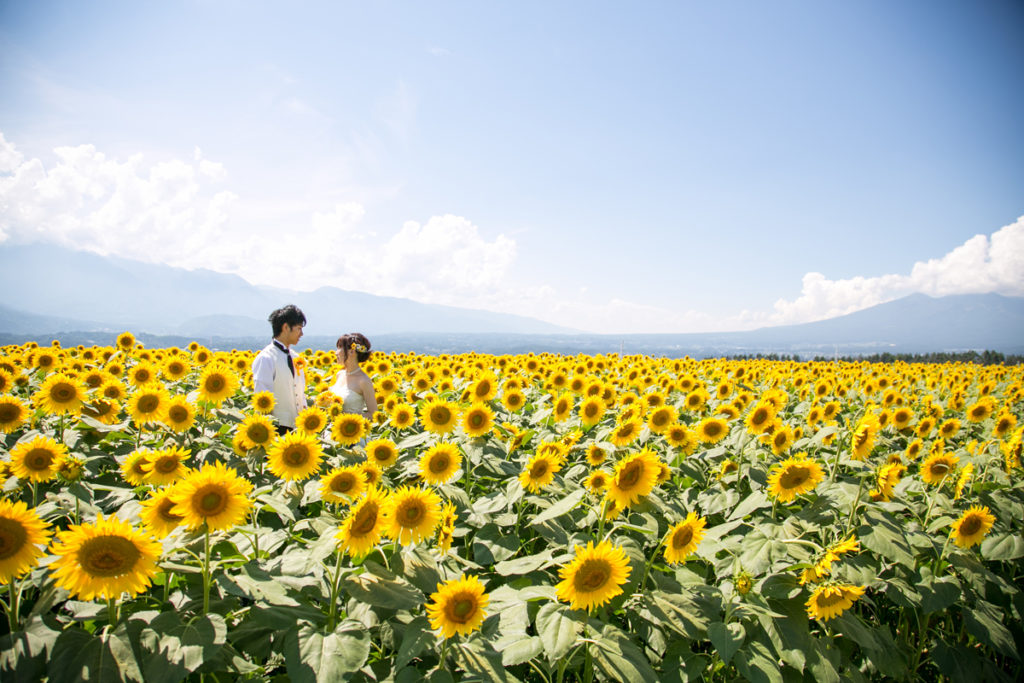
738,216 -> 1024,329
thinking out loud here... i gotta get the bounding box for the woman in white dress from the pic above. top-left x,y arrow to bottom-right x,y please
329,333 -> 378,418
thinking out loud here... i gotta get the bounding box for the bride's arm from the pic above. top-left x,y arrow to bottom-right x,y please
360,376 -> 378,417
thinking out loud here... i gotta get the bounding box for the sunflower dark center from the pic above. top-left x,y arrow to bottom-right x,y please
779,467 -> 809,489
78,536 -> 140,577
704,423 -> 723,437
752,409 -> 769,425
51,383 -> 76,402
575,559 -> 610,592
248,424 -> 270,443
155,457 -> 179,474
137,395 -> 159,413
960,516 -> 983,536
469,414 -> 485,427
0,404 -> 20,422
619,462 -> 641,488
815,592 -> 845,608
0,519 -> 28,559
402,503 -> 423,525
429,455 -> 450,474
206,377 -> 225,392
431,407 -> 451,424
196,486 -> 228,516
135,370 -> 151,382
168,406 -> 189,422
672,526 -> 694,549
352,504 -> 378,535
448,596 -> 475,622
332,474 -> 355,493
284,446 -> 308,466
157,499 -> 184,523
530,461 -> 549,478
930,463 -> 950,477
26,448 -> 54,471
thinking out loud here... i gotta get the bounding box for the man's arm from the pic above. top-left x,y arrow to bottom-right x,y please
252,352 -> 275,394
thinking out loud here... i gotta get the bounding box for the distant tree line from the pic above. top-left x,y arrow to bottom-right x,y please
722,350 -> 1023,365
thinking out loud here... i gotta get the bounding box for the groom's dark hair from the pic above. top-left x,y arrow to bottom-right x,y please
269,305 -> 306,336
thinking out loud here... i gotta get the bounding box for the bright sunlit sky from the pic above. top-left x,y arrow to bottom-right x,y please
1,1 -> 1023,333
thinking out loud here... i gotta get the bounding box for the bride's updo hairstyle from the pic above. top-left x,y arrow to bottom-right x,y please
337,333 -> 372,363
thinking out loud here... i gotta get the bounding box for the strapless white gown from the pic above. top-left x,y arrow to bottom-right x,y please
330,373 -> 366,414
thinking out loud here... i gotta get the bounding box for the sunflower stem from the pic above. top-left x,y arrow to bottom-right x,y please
6,578 -> 20,632
107,595 -> 119,628
326,550 -> 345,632
31,482 -> 38,508
639,533 -> 669,594
842,473 -> 867,537
202,526 -> 211,616
595,497 -> 609,542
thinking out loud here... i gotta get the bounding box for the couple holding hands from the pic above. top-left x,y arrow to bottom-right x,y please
251,304 -> 377,434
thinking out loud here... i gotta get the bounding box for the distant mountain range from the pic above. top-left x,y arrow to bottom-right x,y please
1,243 -> 1022,356
0,243 -> 576,336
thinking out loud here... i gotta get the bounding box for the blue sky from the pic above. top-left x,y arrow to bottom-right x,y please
1,0 -> 1022,333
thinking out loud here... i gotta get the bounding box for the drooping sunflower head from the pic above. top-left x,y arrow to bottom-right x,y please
663,511 -> 707,565
950,505 -> 996,548
169,462 -> 254,532
267,430 -> 324,481
10,435 -> 68,483
805,584 -> 866,622
555,540 -> 632,612
49,513 -> 162,601
767,454 -> 824,503
606,448 -> 660,510
419,442 -> 462,485
332,413 -> 368,446
426,574 -> 490,639
0,498 -> 53,582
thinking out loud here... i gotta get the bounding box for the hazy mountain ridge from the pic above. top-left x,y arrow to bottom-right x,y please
0,243 -> 576,335
2,243 -> 1022,356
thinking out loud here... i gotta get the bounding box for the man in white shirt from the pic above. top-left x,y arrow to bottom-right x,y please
251,305 -> 308,433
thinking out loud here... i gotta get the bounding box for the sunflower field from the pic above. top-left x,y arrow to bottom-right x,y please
1,334 -> 1023,682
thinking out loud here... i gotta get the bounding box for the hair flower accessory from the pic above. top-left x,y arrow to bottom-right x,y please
351,343 -> 368,353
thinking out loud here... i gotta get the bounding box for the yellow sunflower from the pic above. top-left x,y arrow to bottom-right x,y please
336,486 -> 388,556
646,406 -> 676,434
606,448 -> 661,509
745,402 -> 776,435
364,438 -> 399,469
49,514 -> 162,601
9,435 -> 68,483
419,442 -> 462,485
238,413 -> 276,451
609,418 -> 643,448
81,397 -> 122,425
502,389 -> 526,413
361,462 -> 383,486
197,364 -> 239,405
383,486 -> 442,545
332,414 -> 368,446
391,403 -> 416,429
320,465 -> 366,504
767,455 -> 824,503
267,430 -> 324,481
461,403 -> 495,438
552,393 -> 574,423
993,411 -> 1017,439
100,378 -> 127,401
120,450 -> 151,486
165,396 -> 196,433
663,512 -> 707,565
427,574 -> 490,638
769,425 -> 794,455
938,418 -> 961,440
950,505 -> 995,548
252,391 -> 276,414
0,396 -> 29,433
161,357 -> 191,382
920,451 -> 960,486
584,470 -> 610,495
142,447 -> 192,486
579,396 -> 606,428
805,584 -> 866,621
169,462 -> 254,531
954,463 -> 974,500
665,424 -> 697,454
519,452 -> 562,493
127,386 -> 170,425
0,499 -> 52,582
586,444 -> 608,467
296,406 -> 328,435
139,485 -> 186,537
697,417 -> 729,444
116,331 -> 136,350
33,372 -> 86,416
469,373 -> 499,402
126,361 -> 159,387
420,397 -> 460,434
555,540 -> 631,612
